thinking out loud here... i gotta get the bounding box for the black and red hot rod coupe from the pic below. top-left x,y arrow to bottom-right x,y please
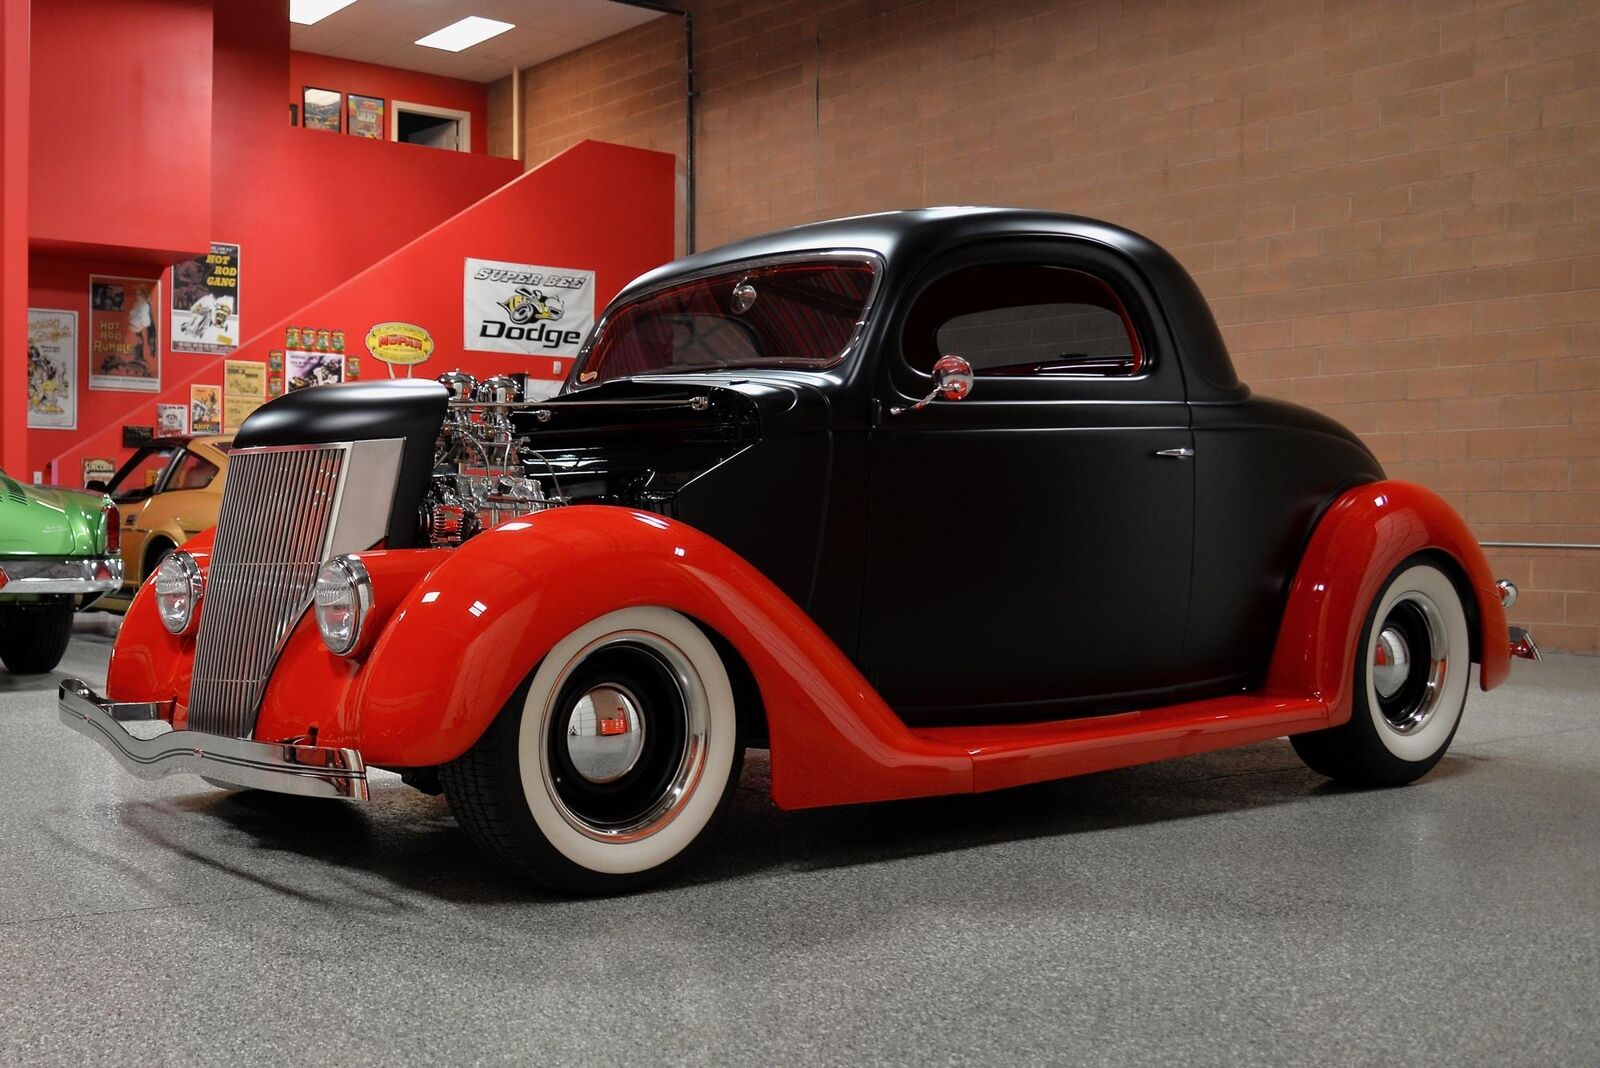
61,208 -> 1539,893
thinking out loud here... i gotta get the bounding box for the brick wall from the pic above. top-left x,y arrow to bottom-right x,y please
489,18 -> 686,240
502,0 -> 1600,653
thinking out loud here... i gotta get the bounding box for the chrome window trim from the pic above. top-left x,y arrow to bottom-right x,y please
567,249 -> 886,390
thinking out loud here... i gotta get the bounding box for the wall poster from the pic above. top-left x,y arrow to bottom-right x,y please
172,242 -> 242,354
26,308 -> 77,430
463,257 -> 595,400
189,383 -> 222,435
156,402 -> 189,437
89,276 -> 160,391
224,359 -> 267,432
286,349 -> 345,391
348,94 -> 384,139
303,86 -> 341,132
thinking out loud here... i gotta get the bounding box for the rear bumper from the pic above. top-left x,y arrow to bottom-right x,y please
57,679 -> 369,800
0,556 -> 122,596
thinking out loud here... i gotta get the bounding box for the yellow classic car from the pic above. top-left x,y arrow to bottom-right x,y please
98,435 -> 232,599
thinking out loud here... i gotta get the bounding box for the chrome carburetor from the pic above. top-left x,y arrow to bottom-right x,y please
422,370 -> 562,547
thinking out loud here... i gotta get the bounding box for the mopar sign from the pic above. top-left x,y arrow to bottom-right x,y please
464,257 -> 594,358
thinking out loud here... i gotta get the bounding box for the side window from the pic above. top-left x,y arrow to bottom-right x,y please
169,452 -> 219,491
903,264 -> 1144,378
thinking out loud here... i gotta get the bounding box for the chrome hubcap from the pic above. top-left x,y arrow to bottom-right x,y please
1372,627 -> 1411,700
541,632 -> 710,843
1372,592 -> 1450,735
564,685 -> 647,784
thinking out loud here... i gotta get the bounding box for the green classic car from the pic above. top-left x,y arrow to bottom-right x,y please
0,470 -> 122,673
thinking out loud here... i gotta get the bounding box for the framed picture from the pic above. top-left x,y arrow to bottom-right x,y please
347,94 -> 384,139
88,275 -> 160,392
26,308 -> 77,430
289,103 -> 299,126
302,86 -> 342,132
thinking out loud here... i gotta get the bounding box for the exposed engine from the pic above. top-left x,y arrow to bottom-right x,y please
420,371 -> 565,547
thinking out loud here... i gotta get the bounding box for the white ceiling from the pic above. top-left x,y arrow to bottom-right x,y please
290,0 -> 665,83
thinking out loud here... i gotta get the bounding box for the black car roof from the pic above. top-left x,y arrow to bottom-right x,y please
614,207 -> 1245,400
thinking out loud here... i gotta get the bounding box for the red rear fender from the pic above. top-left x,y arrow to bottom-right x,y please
1264,480 -> 1511,727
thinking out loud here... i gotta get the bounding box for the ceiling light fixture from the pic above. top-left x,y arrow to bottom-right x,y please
289,0 -> 359,25
415,16 -> 516,52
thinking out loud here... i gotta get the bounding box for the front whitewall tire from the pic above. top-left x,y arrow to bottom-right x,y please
516,606 -> 739,877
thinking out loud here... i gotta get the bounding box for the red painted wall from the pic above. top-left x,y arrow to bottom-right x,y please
35,141 -> 673,481
26,1 -> 523,481
29,0 -> 213,262
1,0 -> 30,475
231,140 -> 674,385
290,52 -> 491,155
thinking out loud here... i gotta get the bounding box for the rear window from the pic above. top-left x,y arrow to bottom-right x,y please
574,260 -> 876,388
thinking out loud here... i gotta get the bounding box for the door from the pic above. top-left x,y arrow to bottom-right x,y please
860,245 -> 1196,723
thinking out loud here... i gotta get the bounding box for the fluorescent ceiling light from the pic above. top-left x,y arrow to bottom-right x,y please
290,0 -> 359,25
415,16 -> 515,52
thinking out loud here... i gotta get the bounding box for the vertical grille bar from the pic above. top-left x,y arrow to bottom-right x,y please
188,445 -> 349,737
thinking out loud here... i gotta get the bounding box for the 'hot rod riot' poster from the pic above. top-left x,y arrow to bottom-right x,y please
89,275 -> 160,391
172,242 -> 241,355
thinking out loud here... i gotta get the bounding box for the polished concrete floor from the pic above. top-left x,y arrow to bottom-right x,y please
2,614 -> 1596,1065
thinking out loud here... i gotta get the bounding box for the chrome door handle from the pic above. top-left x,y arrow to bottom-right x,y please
1154,447 -> 1194,459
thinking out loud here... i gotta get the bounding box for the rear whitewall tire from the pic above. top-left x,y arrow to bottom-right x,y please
1290,557 -> 1473,786
515,606 -> 740,877
1361,563 -> 1471,764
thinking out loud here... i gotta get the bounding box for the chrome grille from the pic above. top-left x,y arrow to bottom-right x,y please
187,445 -> 348,737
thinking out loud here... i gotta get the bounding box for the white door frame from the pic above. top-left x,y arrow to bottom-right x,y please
390,100 -> 472,152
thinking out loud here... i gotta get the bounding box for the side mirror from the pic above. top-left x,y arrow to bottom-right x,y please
891,354 -> 974,415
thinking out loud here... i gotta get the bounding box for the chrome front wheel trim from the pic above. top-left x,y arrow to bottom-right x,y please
1372,592 -> 1449,736
537,629 -> 711,845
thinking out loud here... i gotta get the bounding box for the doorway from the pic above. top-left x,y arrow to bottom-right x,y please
391,101 -> 471,152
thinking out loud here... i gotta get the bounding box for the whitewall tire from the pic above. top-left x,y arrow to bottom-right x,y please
1291,558 -> 1472,786
442,607 -> 744,894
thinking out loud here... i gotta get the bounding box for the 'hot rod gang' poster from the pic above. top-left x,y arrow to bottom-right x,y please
464,258 -> 594,399
171,242 -> 242,355
89,275 -> 161,391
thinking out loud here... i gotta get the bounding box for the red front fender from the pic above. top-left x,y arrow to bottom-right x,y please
1264,480 -> 1511,727
351,506 -> 971,808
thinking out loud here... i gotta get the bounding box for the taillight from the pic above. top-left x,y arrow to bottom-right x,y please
104,504 -> 120,554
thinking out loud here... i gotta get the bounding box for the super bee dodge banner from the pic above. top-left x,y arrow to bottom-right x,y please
464,257 -> 595,369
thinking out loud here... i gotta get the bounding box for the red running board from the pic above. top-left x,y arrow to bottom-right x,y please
908,693 -> 1329,794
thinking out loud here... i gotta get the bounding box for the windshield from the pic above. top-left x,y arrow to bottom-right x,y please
107,444 -> 180,502
573,259 -> 876,388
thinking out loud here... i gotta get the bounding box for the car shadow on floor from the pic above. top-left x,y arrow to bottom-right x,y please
111,743 -> 1479,905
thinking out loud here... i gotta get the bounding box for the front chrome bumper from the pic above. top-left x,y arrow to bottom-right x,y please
57,679 -> 369,800
0,556 -> 123,595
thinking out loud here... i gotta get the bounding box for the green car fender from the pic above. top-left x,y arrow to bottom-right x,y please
0,470 -> 113,559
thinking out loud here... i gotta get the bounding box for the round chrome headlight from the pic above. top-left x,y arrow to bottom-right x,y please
153,551 -> 203,635
314,556 -> 373,656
